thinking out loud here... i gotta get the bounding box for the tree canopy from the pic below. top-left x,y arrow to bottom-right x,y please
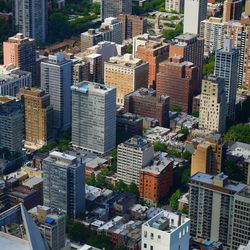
224,124 -> 250,144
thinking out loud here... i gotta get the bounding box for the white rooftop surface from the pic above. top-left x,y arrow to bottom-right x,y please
29,205 -> 50,214
86,157 -> 108,169
178,192 -> 189,204
131,204 -> 148,213
50,151 -> 76,161
23,176 -> 43,187
6,171 -> 27,180
0,232 -> 30,250
227,142 -> 250,159
144,210 -> 190,233
191,172 -> 247,192
98,216 -> 123,231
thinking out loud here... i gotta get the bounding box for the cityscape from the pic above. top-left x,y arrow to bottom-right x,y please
0,0 -> 250,249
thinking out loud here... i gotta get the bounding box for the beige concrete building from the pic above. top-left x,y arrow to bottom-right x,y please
191,133 -> 225,176
104,53 -> 148,105
199,75 -> 227,134
117,136 -> 154,185
18,88 -> 53,150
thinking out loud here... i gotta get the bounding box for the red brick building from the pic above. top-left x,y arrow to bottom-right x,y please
124,88 -> 169,127
136,40 -> 169,88
139,154 -> 173,203
156,57 -> 198,113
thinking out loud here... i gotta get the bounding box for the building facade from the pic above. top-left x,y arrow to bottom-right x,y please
223,0 -> 243,22
71,81 -> 116,154
118,14 -> 147,40
214,39 -> 239,120
41,54 -> 72,131
183,0 -> 207,34
117,136 -> 154,185
101,0 -> 132,20
124,88 -> 170,127
18,88 -> 53,150
0,96 -> 24,153
14,0 -> 48,43
199,75 -> 227,134
165,0 -> 184,13
43,151 -> 85,219
139,153 -> 173,203
3,33 -> 36,84
142,211 -> 190,250
189,172 -> 250,249
104,54 -> 148,105
156,57 -> 198,114
81,29 -> 104,52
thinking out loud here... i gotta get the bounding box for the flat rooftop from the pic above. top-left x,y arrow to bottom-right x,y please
107,54 -> 146,68
122,136 -> 151,149
227,141 -> 250,160
71,81 -> 115,94
0,232 -> 29,250
191,172 -> 247,193
143,210 -> 189,233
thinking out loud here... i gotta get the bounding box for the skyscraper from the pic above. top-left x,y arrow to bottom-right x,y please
43,151 -> 85,219
71,81 -> 116,155
156,57 -> 198,113
18,88 -> 53,150
199,75 -> 227,134
223,0 -> 243,22
14,0 -> 48,43
183,0 -> 207,34
189,172 -> 250,249
41,54 -> 73,131
0,96 -> 24,153
101,0 -> 132,20
214,39 -> 239,120
3,33 -> 36,84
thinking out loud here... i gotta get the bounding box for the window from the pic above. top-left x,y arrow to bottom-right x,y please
151,233 -> 154,240
144,243 -> 147,248
150,246 -> 153,250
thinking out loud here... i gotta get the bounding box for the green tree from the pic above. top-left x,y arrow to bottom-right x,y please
170,105 -> 182,112
169,189 -> 182,211
153,141 -> 166,152
114,180 -> 129,192
224,124 -> 250,144
203,56 -> 215,77
180,167 -> 191,186
128,182 -> 139,196
192,111 -> 199,118
91,2 -> 100,15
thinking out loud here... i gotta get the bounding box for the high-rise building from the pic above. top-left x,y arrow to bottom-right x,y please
41,54 -> 72,130
0,68 -> 31,97
191,133 -> 225,176
0,204 -> 50,250
165,0 -> 184,13
71,81 -> 116,154
214,39 -> 239,120
139,153 -> 173,204
189,172 -> 250,249
104,53 -> 148,105
3,33 -> 36,84
141,210 -> 190,250
0,96 -> 24,153
169,33 -> 204,82
101,0 -> 132,20
29,205 -> 66,250
14,0 -> 48,43
200,17 -> 225,54
135,39 -> 169,88
199,76 -> 227,134
156,57 -> 198,113
43,151 -> 85,219
118,14 -> 147,40
81,29 -> 103,52
124,88 -> 170,127
223,0 -> 243,22
117,136 -> 154,185
17,88 -> 53,150
100,17 -> 123,44
183,0 -> 207,34
85,53 -> 103,83
73,60 -> 90,85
